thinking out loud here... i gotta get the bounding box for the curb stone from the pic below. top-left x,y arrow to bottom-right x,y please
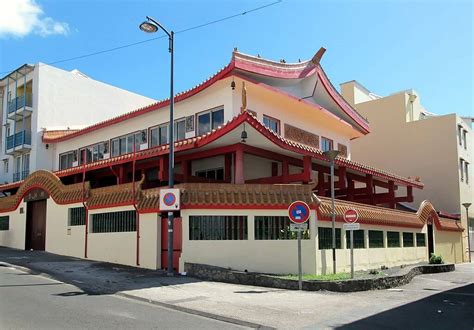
184,263 -> 456,292
0,261 -> 270,329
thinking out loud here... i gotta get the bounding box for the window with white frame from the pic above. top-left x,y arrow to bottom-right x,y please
460,158 -> 465,182
197,108 -> 224,135
3,159 -> 8,174
111,131 -> 146,157
59,150 -> 78,170
80,141 -> 109,164
174,118 -> 186,141
321,137 -> 334,152
150,124 -> 169,147
263,115 -> 280,134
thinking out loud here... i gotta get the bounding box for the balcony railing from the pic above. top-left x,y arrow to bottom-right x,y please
6,131 -> 32,150
7,93 -> 33,114
13,170 -> 29,182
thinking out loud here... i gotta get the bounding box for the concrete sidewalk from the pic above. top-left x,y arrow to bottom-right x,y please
1,247 -> 473,329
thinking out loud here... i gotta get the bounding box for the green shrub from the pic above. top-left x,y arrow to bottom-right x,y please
429,253 -> 444,264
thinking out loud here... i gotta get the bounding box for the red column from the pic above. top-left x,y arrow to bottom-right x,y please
338,166 -> 347,190
366,174 -> 374,205
118,165 -> 125,184
225,154 -> 232,183
388,180 -> 395,209
347,179 -> 355,201
234,149 -> 244,184
317,170 -> 325,195
282,160 -> 289,184
302,156 -> 312,184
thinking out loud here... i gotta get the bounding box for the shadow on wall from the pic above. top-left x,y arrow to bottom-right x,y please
0,247 -> 202,296
336,283 -> 474,329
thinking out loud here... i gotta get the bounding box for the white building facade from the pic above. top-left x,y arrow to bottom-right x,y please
0,63 -> 155,184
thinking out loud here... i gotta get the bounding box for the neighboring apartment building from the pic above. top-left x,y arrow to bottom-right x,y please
0,63 -> 155,184
0,49 -> 463,273
341,80 -> 473,261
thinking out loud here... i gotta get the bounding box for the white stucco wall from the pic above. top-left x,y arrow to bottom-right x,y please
180,208 -> 318,274
45,201 -> 85,258
0,202 -> 27,249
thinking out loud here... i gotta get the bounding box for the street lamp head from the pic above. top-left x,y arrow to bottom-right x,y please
139,20 -> 159,33
323,150 -> 340,162
462,202 -> 472,209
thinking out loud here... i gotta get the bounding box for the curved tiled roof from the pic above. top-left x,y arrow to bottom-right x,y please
318,197 -> 463,232
42,129 -> 80,141
43,49 -> 369,143
0,170 -> 462,233
0,170 -> 87,212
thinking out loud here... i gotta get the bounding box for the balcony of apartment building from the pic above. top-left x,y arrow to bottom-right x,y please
5,130 -> 32,155
7,93 -> 33,119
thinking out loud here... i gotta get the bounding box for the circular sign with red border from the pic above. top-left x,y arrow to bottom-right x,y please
288,201 -> 311,224
163,192 -> 177,207
344,209 -> 359,223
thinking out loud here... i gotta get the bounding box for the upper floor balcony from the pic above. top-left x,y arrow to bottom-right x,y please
7,93 -> 33,120
6,130 -> 32,155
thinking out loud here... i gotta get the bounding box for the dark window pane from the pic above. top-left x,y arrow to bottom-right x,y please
69,207 -> 86,226
91,211 -> 136,233
198,112 -> 211,135
120,137 -> 126,155
0,216 -> 9,231
127,135 -> 134,153
159,125 -> 168,145
369,230 -> 384,248
175,120 -> 185,140
345,229 -> 365,248
150,128 -> 158,147
211,109 -> 224,129
255,216 -> 310,240
387,231 -> 400,247
195,170 -> 206,178
216,168 -> 224,181
416,233 -> 426,247
189,216 -> 247,240
403,232 -> 414,247
318,227 -> 341,249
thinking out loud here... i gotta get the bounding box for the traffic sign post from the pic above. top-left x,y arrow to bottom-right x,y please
343,209 -> 359,279
288,201 -> 310,290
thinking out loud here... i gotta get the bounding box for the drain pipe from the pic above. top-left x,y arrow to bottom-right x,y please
132,143 -> 140,266
82,150 -> 89,259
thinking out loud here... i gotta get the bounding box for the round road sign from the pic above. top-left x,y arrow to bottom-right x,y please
344,209 -> 359,223
163,192 -> 177,207
288,201 -> 311,224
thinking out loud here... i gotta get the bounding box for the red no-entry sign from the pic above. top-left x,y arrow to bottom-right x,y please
344,209 -> 359,223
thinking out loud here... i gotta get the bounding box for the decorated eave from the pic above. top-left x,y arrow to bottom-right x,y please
0,171 -> 461,233
42,48 -> 368,144
13,111 -> 422,193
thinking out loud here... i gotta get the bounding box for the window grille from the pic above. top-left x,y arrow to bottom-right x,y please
387,231 -> 400,247
189,216 -> 247,240
255,216 -> 310,240
369,230 -> 384,248
91,211 -> 136,233
403,232 -> 414,247
345,229 -> 365,248
0,216 -> 9,231
69,207 -> 86,226
318,227 -> 341,249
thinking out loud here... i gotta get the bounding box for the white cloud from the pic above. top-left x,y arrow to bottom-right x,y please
0,0 -> 70,38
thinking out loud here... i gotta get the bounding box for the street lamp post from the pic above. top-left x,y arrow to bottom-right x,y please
462,202 -> 472,263
140,17 -> 175,276
323,150 -> 340,274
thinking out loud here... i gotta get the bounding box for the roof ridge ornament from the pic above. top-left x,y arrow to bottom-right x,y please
241,81 -> 247,112
311,47 -> 326,65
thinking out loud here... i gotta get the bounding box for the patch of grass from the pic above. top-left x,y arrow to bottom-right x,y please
277,272 -> 351,281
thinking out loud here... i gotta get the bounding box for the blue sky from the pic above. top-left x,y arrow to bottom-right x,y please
1,0 -> 472,117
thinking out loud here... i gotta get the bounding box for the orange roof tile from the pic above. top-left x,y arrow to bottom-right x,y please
42,129 -> 80,141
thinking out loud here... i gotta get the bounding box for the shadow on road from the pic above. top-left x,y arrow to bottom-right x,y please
0,247 -> 202,296
337,283 -> 474,330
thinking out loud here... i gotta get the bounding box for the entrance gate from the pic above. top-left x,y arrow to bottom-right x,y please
25,200 -> 47,251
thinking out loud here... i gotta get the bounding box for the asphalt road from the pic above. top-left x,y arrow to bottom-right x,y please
0,265 -> 246,330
